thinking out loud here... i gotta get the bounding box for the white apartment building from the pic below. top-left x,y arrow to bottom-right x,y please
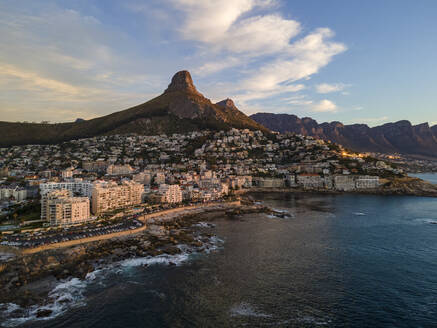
0,187 -> 27,202
355,176 -> 380,189
158,184 -> 182,203
40,179 -> 93,198
297,174 -> 324,189
334,175 -> 356,191
41,189 -> 90,226
91,180 -> 143,214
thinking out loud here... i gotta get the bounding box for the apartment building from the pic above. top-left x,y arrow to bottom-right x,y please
0,186 -> 27,202
158,184 -> 183,203
41,189 -> 90,226
106,164 -> 134,175
40,179 -> 93,198
91,180 -> 143,214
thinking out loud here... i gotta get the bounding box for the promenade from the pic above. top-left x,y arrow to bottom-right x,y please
21,201 -> 240,255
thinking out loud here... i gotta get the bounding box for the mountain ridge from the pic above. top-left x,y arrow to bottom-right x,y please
0,71 -> 267,147
250,112 -> 437,158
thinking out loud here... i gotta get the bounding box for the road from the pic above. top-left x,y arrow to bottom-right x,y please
21,201 -> 240,255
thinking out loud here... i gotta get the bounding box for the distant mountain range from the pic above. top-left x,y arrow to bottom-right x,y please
0,71 -> 267,147
250,113 -> 437,158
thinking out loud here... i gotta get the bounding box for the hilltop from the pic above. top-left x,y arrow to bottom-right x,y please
0,71 -> 267,147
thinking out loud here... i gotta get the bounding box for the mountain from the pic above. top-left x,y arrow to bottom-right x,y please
0,71 -> 267,147
250,113 -> 437,158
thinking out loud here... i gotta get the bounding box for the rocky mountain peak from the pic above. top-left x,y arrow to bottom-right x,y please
164,70 -> 201,95
216,98 -> 236,109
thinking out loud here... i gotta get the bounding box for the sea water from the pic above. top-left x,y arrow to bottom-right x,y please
3,193 -> 437,328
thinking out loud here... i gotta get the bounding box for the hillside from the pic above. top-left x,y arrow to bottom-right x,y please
250,113 -> 437,158
0,71 -> 267,147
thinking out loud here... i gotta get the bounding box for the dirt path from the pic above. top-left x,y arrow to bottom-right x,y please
21,201 -> 240,255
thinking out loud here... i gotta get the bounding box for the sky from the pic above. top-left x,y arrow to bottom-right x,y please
1,0 -> 437,126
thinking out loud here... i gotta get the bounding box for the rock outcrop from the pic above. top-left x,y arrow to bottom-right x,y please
251,112 -> 437,158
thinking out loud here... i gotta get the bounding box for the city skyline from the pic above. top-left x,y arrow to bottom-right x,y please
1,0 -> 437,126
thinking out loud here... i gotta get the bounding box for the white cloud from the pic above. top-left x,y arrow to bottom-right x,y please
238,28 -> 346,97
193,57 -> 243,76
315,83 -> 347,94
312,99 -> 337,112
0,3 -> 162,122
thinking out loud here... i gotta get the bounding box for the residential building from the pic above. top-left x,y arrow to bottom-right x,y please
61,168 -> 74,179
42,189 -> 90,226
40,180 -> 93,198
297,174 -> 324,189
0,186 -> 27,202
107,164 -> 134,175
355,176 -> 379,189
334,175 -> 356,191
158,184 -> 183,203
91,180 -> 143,214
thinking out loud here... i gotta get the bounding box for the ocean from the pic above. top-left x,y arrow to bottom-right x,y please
2,193 -> 437,327
410,172 -> 437,185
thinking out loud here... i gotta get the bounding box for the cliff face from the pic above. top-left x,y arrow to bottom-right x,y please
251,113 -> 437,158
0,71 -> 268,146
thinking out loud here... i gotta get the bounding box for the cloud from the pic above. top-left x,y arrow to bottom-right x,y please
0,64 -> 83,96
237,28 -> 346,98
312,99 -> 337,112
193,57 -> 243,76
315,83 -> 347,94
0,2 -> 163,122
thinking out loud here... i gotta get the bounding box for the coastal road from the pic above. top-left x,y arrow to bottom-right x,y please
21,201 -> 240,255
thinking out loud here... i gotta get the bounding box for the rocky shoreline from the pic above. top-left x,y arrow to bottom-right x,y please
240,176 -> 437,198
0,202 -> 274,322
1,182 -> 435,324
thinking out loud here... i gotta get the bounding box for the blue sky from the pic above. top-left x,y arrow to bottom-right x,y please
1,0 -> 436,126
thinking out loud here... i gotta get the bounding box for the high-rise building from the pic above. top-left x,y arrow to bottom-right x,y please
41,189 -> 90,226
91,180 -> 143,214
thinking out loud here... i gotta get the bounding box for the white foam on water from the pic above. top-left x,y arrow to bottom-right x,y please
0,277 -> 89,327
230,302 -> 271,318
120,253 -> 190,268
0,233 -> 225,327
272,208 -> 289,213
353,212 -> 367,216
193,222 -> 215,228
296,315 -> 330,326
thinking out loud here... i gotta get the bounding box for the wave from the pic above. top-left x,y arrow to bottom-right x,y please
230,302 -> 271,318
0,233 -> 224,327
0,277 -> 88,327
353,212 -> 367,216
193,222 -> 216,228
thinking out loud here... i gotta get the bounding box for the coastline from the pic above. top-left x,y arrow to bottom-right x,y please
1,182 -> 436,324
238,176 -> 437,198
0,200 -> 270,322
